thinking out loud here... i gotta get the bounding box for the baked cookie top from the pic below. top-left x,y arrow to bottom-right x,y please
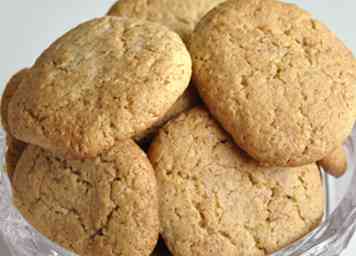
9,16 -> 192,159
107,0 -> 226,42
1,68 -> 29,133
12,140 -> 159,256
189,0 -> 356,166
149,107 -> 324,256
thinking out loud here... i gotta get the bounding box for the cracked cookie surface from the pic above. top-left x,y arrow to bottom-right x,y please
189,0 -> 356,166
107,0 -> 217,143
12,140 -> 159,256
149,107 -> 324,256
8,16 -> 192,159
107,0 -> 226,43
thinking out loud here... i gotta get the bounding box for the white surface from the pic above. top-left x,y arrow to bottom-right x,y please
0,1 -> 355,255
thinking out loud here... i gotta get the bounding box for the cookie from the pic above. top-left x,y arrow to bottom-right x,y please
107,0 -> 226,43
318,146 -> 347,177
1,68 -> 29,133
12,140 -> 159,256
135,85 -> 200,143
149,107 -> 324,256
107,0 -> 217,144
1,69 -> 29,179
189,0 -> 356,166
8,17 -> 192,159
5,135 -> 27,180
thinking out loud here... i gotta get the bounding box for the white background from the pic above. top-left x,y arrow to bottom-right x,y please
0,0 -> 355,255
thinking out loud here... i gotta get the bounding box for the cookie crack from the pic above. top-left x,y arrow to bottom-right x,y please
41,155 -> 93,235
192,202 -> 209,233
191,200 -> 240,250
90,204 -> 120,241
50,155 -> 94,192
243,225 -> 268,254
190,171 -> 267,254
29,195 -> 90,244
217,230 -> 238,248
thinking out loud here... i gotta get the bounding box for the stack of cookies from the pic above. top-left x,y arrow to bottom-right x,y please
2,0 -> 355,256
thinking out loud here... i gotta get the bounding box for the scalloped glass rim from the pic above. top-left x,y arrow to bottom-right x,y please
0,126 -> 355,256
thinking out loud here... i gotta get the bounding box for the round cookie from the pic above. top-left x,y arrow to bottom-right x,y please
8,17 -> 192,159
5,135 -> 27,180
12,140 -> 159,256
1,68 -> 29,133
149,107 -> 324,256
107,0 -> 226,43
107,0 -> 217,144
135,85 -> 200,143
318,146 -> 347,177
189,0 -> 356,166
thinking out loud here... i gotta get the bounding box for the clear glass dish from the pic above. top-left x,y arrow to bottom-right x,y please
0,126 -> 355,256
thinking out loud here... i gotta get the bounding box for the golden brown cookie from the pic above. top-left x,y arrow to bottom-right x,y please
189,0 -> 356,166
1,68 -> 29,133
135,85 -> 200,143
149,107 -> 324,256
107,0 -> 226,43
12,140 -> 159,256
318,146 -> 347,177
107,0 -> 216,144
8,17 -> 192,159
1,69 -> 29,179
5,135 -> 27,180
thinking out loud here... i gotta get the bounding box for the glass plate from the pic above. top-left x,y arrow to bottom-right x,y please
1,126 -> 355,256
